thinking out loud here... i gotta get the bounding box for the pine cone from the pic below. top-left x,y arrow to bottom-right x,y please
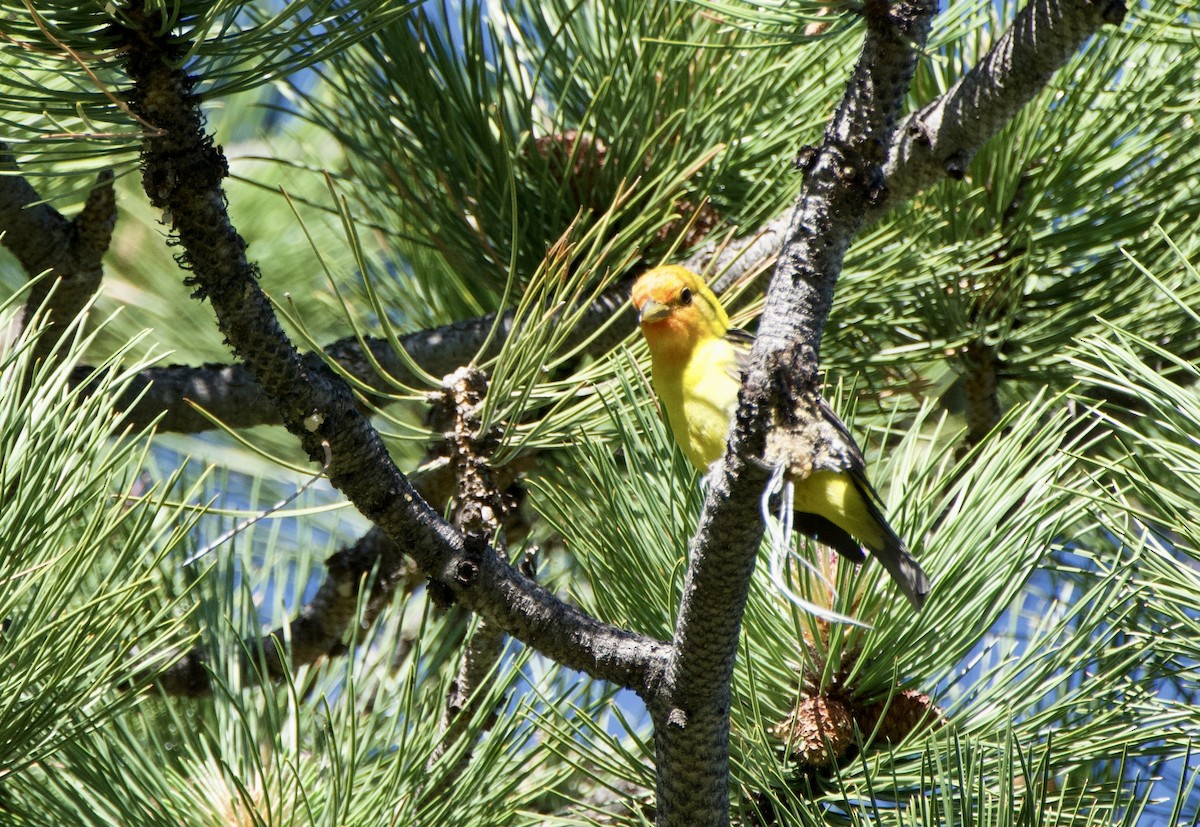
861,689 -> 941,744
529,130 -> 609,213
773,694 -> 855,767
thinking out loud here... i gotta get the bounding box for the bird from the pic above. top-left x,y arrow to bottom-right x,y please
630,264 -> 931,611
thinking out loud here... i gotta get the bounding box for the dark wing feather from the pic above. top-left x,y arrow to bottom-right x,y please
818,397 -> 932,610
724,327 -> 755,349
816,396 -> 869,475
792,511 -> 867,563
718,337 -> 932,609
723,328 -> 754,381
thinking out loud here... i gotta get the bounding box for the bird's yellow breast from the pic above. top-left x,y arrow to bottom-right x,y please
652,334 -> 741,472
631,265 -> 926,609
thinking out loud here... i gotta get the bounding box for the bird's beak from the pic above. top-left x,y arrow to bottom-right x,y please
637,299 -> 670,324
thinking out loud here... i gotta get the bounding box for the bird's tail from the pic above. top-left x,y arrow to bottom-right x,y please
854,478 -> 931,611
870,527 -> 931,611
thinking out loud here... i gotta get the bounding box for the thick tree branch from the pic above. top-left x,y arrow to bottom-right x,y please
650,1 -> 937,824
1,144 -> 116,357
91,279 -> 635,432
119,3 -> 666,699
881,0 -> 1127,208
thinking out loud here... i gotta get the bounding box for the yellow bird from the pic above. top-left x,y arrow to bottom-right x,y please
631,265 -> 930,610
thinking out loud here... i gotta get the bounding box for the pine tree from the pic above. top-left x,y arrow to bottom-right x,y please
1,1 -> 1197,825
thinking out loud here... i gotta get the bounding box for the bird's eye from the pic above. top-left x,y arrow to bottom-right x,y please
679,287 -> 693,306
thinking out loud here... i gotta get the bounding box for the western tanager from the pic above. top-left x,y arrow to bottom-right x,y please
631,265 -> 931,611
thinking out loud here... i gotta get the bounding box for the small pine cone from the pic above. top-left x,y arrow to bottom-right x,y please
772,694 -> 855,767
864,690 -> 942,744
529,130 -> 609,213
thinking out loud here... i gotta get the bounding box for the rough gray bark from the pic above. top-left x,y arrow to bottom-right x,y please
1,144 -> 115,360
882,0 -> 1127,209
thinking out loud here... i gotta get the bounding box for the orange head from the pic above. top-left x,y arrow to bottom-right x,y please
630,265 -> 730,363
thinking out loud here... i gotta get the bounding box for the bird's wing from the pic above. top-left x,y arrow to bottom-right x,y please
723,327 -> 885,508
816,397 -> 867,472
818,398 -> 930,609
816,396 -> 888,505
722,328 -> 755,381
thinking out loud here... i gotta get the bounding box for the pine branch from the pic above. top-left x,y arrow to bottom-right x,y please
116,1 -> 667,702
882,0 -> 1128,208
650,2 -> 1132,821
80,278 -> 636,432
56,0 -> 1135,743
43,0 -> 1129,442
650,2 -> 937,824
702,0 -> 1128,295
0,144 -> 115,359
